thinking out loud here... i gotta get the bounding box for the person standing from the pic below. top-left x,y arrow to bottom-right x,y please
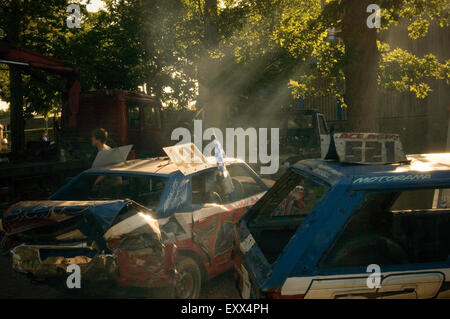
1,133 -> 7,146
40,130 -> 49,142
91,128 -> 112,187
91,128 -> 111,152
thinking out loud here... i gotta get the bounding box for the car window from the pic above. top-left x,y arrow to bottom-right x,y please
226,163 -> 266,200
318,114 -> 328,135
319,188 -> 450,269
245,171 -> 328,264
191,168 -> 239,205
392,188 -> 450,210
53,174 -> 167,208
191,169 -> 222,205
288,114 -> 313,130
248,171 -> 327,226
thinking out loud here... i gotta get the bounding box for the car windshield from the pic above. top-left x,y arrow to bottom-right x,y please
52,174 -> 167,208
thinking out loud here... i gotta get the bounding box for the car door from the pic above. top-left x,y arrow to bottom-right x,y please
307,188 -> 450,299
190,164 -> 268,275
317,113 -> 330,158
235,168 -> 330,299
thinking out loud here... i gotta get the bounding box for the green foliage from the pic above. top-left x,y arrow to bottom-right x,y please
379,43 -> 450,98
287,0 -> 450,102
0,0 -> 449,121
0,69 -> 10,103
0,0 -> 70,116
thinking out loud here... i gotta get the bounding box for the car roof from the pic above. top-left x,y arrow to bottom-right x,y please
83,156 -> 245,176
292,153 -> 450,188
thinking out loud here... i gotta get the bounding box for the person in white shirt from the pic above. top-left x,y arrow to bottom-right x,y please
1,133 -> 8,152
91,128 -> 111,187
91,128 -> 111,152
40,130 -> 49,142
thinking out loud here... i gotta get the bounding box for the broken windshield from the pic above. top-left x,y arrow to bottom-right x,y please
52,174 -> 168,208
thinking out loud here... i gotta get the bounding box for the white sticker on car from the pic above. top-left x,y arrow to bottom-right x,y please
240,234 -> 255,254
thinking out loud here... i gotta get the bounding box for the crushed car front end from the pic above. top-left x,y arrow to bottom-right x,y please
3,200 -> 177,290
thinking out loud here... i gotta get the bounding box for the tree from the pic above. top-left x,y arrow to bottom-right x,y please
179,0 -> 302,127
288,0 -> 449,131
0,0 -> 68,156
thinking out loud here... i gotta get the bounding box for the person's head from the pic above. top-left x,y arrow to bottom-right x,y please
42,130 -> 47,136
91,128 -> 108,149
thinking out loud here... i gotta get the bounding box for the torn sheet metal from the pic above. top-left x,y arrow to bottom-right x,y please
2,200 -> 129,236
163,143 -> 212,175
92,144 -> 133,168
7,199 -> 175,288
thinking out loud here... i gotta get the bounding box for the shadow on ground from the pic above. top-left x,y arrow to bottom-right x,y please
0,251 -> 240,299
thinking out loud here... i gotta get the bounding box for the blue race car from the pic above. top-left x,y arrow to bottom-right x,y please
233,133 -> 450,299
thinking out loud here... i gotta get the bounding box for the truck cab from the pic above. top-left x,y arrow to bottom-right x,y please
279,109 -> 330,166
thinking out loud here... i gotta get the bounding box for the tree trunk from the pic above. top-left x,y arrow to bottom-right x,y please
197,0 -> 223,128
9,65 -> 25,157
341,0 -> 380,132
5,0 -> 25,157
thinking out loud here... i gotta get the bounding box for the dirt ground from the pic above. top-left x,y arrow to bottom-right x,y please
0,250 -> 240,299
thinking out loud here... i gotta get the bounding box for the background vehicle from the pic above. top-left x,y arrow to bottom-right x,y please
212,107 -> 331,179
2,150 -> 271,298
233,134 -> 450,299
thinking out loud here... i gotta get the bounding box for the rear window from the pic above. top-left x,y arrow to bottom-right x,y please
249,171 -> 327,225
53,174 -> 167,208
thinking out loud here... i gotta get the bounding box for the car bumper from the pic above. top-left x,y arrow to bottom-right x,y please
11,244 -> 118,282
11,242 -> 178,289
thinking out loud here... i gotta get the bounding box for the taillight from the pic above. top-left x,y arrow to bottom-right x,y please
265,288 -> 305,299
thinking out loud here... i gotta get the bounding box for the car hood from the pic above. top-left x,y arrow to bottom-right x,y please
1,200 -> 130,240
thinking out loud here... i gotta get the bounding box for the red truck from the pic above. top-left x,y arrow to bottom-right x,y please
0,41 -> 193,207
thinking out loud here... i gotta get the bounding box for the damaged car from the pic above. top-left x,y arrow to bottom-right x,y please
1,144 -> 271,298
233,133 -> 450,299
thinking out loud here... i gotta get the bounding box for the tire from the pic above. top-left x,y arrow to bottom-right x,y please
174,256 -> 202,299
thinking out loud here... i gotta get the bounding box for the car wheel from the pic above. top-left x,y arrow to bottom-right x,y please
175,256 -> 202,299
